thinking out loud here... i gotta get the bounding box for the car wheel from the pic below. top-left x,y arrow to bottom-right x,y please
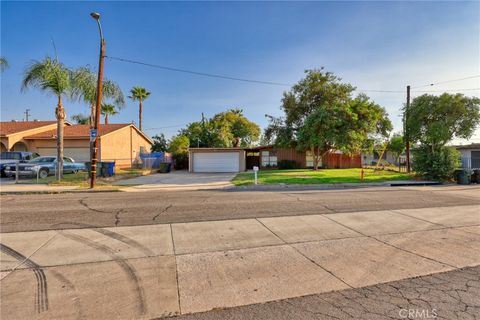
39,169 -> 49,179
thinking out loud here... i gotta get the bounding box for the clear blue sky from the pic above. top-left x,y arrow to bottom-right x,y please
1,1 -> 479,142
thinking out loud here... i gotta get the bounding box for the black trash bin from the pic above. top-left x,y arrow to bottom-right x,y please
85,161 -> 104,177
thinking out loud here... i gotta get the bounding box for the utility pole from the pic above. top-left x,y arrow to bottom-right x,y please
405,85 -> 411,173
90,12 -> 105,189
24,109 -> 31,121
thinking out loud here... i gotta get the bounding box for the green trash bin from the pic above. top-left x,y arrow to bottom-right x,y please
85,161 -> 103,177
455,169 -> 472,185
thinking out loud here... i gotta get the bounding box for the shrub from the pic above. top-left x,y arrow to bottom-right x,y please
412,146 -> 460,180
173,153 -> 188,170
278,160 -> 299,169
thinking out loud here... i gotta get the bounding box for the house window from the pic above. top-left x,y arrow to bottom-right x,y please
306,150 -> 321,168
261,150 -> 277,167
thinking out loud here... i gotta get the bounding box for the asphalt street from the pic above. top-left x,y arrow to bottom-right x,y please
169,266 -> 480,320
1,185 -> 479,233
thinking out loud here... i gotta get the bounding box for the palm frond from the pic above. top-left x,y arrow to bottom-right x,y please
22,57 -> 72,97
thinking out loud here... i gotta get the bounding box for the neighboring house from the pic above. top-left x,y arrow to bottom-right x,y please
24,124 -> 152,168
362,151 -> 403,166
189,146 -> 361,173
454,143 -> 480,169
0,120 -> 61,152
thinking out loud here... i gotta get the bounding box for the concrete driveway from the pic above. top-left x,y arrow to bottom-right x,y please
115,170 -> 236,191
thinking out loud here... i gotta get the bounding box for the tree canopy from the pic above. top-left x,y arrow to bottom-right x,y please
265,69 -> 392,169
151,133 -> 168,152
179,109 -> 260,148
406,93 -> 480,149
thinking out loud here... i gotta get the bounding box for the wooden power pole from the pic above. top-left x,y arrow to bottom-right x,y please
405,85 -> 411,173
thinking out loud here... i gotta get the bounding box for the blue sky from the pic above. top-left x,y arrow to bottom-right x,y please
1,1 -> 479,143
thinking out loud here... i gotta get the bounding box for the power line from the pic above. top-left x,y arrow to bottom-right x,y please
106,56 -> 290,87
412,75 -> 480,88
107,55 -> 480,94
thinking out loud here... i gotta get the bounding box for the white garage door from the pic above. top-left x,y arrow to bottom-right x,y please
193,152 -> 240,173
37,148 -> 90,162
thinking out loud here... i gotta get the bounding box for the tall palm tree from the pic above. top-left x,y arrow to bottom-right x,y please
0,57 -> 8,72
22,57 -> 73,180
72,67 -> 125,126
128,86 -> 151,131
101,103 -> 119,124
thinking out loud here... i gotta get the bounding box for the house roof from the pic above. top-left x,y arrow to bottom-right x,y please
24,123 -> 153,144
0,121 -> 57,136
453,143 -> 480,150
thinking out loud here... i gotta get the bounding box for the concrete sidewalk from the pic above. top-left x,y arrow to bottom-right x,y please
1,205 -> 479,319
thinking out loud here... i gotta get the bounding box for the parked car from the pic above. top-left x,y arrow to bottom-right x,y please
4,156 -> 86,179
0,151 -> 37,177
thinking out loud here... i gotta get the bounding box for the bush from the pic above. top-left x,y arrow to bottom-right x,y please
278,160 -> 299,169
173,153 -> 188,170
412,146 -> 460,180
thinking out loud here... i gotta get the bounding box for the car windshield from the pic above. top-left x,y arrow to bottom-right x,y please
29,157 -> 56,163
0,152 -> 21,160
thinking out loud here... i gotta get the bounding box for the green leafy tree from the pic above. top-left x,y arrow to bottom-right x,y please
128,86 -> 151,131
0,57 -> 8,72
266,69 -> 392,170
387,133 -> 405,164
210,108 -> 260,147
151,133 -> 168,152
22,57 -> 74,180
71,113 -> 90,125
406,93 -> 480,150
405,93 -> 480,179
101,103 -> 119,124
72,67 -> 125,126
169,135 -> 190,169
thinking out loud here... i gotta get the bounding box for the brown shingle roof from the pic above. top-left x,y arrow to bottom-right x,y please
0,121 -> 57,136
24,124 -> 130,139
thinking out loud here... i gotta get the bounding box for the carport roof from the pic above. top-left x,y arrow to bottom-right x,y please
189,147 -> 246,151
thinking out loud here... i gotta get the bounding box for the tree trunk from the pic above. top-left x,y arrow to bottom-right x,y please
139,99 -> 143,131
311,146 -> 319,171
55,96 -> 65,181
104,114 -> 109,124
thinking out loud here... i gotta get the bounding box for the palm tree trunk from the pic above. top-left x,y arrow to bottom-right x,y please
105,114 -> 109,124
139,99 -> 143,131
56,96 -> 65,181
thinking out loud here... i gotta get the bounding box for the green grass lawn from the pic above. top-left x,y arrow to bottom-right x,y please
232,168 -> 414,186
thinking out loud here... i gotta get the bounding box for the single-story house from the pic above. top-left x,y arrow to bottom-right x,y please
23,123 -> 152,167
0,120 -> 63,152
362,151 -> 405,166
454,143 -> 480,169
189,146 -> 361,173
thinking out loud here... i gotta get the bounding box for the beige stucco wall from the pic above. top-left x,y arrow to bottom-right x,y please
1,123 -> 58,151
100,126 -> 152,168
188,149 -> 246,172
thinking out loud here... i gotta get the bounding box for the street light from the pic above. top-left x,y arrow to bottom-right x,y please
90,12 -> 105,188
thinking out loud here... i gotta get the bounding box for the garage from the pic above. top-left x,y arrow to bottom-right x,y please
189,148 -> 246,173
37,147 -> 90,162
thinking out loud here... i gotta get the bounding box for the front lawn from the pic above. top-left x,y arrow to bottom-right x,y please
232,168 -> 414,186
